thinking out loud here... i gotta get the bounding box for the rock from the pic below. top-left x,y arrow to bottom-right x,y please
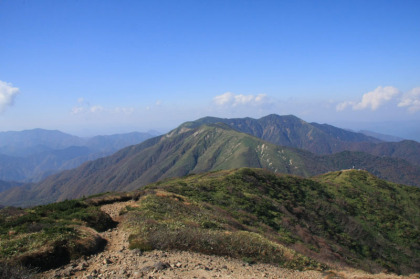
131,248 -> 142,255
62,267 -> 74,277
139,265 -> 154,274
78,260 -> 89,270
153,261 -> 170,271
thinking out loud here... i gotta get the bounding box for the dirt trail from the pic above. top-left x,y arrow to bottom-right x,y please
98,201 -> 135,253
39,202 -> 419,279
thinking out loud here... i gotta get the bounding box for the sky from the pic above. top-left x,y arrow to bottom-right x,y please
0,0 -> 419,139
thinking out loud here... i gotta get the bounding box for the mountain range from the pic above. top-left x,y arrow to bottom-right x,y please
1,114 -> 420,207
0,129 -> 158,182
183,114 -> 420,166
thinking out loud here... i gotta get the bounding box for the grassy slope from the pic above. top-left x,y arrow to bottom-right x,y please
129,168 -> 419,275
1,168 -> 419,275
314,170 -> 420,272
0,199 -> 115,271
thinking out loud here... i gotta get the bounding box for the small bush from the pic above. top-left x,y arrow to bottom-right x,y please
131,227 -> 324,270
0,261 -> 35,279
80,209 -> 117,232
128,235 -> 153,251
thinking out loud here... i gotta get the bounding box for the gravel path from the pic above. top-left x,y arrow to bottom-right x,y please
39,202 -> 419,279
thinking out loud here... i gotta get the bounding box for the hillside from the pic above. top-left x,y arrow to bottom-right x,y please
0,129 -> 84,154
360,130 -> 404,142
182,114 -> 381,153
360,140 -> 420,166
0,129 -> 156,182
1,168 -> 419,277
141,168 -> 419,274
2,123 -> 420,207
0,180 -> 23,193
184,114 -> 420,166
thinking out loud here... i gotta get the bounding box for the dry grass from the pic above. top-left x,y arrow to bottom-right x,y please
323,269 -> 420,279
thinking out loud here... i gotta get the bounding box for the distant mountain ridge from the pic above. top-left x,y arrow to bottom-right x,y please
2,120 -> 420,207
0,179 -> 23,193
360,130 -> 404,142
0,129 -> 157,182
182,114 -> 420,166
182,114 -> 381,152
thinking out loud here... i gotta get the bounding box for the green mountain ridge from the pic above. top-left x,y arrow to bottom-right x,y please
140,168 -> 420,274
185,114 -> 420,166
1,168 -> 419,275
2,122 -> 420,207
182,114 -> 381,152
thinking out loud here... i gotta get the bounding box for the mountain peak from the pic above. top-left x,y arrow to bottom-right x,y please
259,114 -> 303,122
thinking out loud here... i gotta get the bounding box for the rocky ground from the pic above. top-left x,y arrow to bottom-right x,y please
39,201 -> 420,279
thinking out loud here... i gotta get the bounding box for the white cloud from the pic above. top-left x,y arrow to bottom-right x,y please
354,86 -> 400,110
213,92 -> 269,107
90,105 -> 104,113
234,94 -> 254,106
114,107 -> 135,114
398,87 -> 420,112
214,92 -> 234,105
71,99 -> 133,115
0,80 -> 19,113
336,101 -> 355,111
336,86 -> 400,111
71,106 -> 85,114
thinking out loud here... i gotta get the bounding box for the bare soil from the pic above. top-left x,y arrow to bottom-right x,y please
39,201 -> 420,279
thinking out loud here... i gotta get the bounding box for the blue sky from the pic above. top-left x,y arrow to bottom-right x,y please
0,0 -> 419,139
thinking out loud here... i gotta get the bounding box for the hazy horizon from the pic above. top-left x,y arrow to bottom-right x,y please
1,1 -> 419,139
0,114 -> 418,143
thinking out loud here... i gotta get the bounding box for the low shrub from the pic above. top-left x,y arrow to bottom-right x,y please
0,199 -> 112,271
130,226 -> 325,270
0,261 -> 35,279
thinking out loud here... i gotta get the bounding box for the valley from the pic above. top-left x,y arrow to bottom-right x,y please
0,129 -> 157,183
1,115 -> 420,207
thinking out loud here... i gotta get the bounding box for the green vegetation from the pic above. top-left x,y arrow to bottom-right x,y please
0,261 -> 34,279
1,167 -> 418,275
121,189 -> 323,270
0,199 -> 114,270
314,170 -> 420,273
122,168 -> 419,275
2,120 -> 420,207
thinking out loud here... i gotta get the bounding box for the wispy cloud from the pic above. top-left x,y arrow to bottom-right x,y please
335,101 -> 355,111
114,107 -> 135,114
213,92 -> 269,107
398,87 -> 420,113
0,80 -> 19,113
336,86 -> 400,111
71,98 -> 133,115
